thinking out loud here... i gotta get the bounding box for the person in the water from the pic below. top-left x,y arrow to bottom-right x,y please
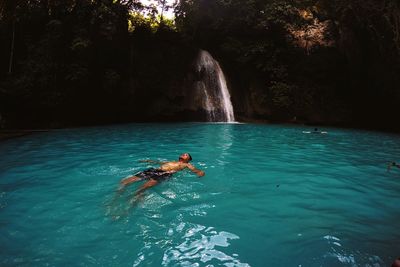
302,128 -> 328,134
392,257 -> 400,267
312,128 -> 326,134
387,161 -> 400,171
119,153 -> 205,196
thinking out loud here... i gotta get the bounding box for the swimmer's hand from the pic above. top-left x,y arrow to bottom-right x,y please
187,163 -> 205,177
196,170 -> 205,177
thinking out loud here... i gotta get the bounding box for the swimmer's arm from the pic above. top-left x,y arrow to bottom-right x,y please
187,163 -> 205,177
387,163 -> 392,172
139,159 -> 167,164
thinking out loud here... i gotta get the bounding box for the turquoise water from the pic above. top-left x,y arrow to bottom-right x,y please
1,123 -> 400,266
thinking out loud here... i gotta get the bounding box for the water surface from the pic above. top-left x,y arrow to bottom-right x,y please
1,123 -> 399,266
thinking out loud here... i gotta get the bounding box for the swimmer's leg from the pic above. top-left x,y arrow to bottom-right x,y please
107,176 -> 141,215
134,178 -> 158,197
119,175 -> 142,192
128,178 -> 158,206
121,175 -> 142,186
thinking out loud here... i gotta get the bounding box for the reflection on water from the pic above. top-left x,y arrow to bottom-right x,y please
162,223 -> 249,267
195,123 -> 234,169
215,124 -> 234,168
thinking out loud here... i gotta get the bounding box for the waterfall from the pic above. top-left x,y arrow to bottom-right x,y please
195,50 -> 235,122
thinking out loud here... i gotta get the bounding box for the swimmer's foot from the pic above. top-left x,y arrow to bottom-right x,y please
117,185 -> 126,193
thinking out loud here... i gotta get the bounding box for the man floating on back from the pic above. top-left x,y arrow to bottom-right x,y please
119,153 -> 205,197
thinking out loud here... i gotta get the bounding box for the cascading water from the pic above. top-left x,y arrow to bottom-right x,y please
195,50 -> 235,122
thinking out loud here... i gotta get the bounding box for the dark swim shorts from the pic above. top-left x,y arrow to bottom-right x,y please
135,168 -> 173,181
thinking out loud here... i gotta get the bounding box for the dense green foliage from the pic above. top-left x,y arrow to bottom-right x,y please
1,0 -> 399,130
175,0 -> 400,127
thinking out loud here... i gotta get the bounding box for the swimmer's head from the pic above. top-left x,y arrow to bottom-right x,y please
392,258 -> 400,267
314,128 -> 318,131
179,153 -> 192,163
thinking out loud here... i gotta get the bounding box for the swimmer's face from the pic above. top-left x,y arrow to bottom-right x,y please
179,153 -> 192,163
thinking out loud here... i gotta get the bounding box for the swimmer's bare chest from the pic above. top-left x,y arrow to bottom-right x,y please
159,162 -> 187,172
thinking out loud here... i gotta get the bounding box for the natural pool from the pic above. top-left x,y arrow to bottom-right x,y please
1,123 -> 399,266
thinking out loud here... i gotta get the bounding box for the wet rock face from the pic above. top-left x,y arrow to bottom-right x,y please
245,86 -> 271,118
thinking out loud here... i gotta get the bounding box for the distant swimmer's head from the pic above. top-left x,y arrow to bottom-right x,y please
314,128 -> 318,131
179,153 -> 192,163
392,258 -> 400,267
